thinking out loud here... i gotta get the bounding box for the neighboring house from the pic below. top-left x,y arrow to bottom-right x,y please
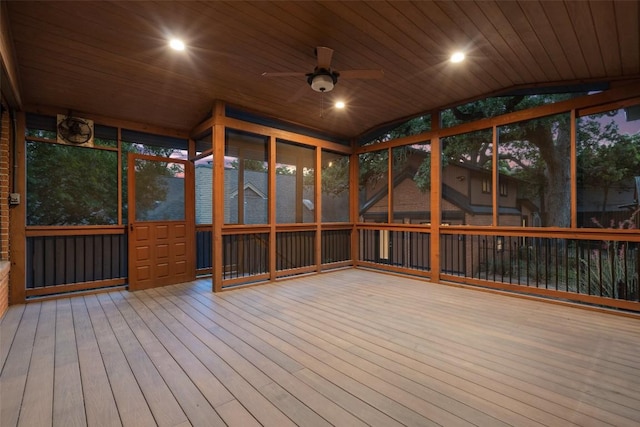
143,176 -> 185,221
195,164 -> 318,225
577,176 -> 640,227
165,163 -> 640,229
359,155 -> 537,227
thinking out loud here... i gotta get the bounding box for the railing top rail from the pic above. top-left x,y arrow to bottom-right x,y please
26,226 -> 125,236
436,226 -> 640,241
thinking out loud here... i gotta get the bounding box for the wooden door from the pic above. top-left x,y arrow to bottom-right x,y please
128,154 -> 194,291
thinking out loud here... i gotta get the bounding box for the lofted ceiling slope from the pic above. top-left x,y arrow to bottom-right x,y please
4,1 -> 640,139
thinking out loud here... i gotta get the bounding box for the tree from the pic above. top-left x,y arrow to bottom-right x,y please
26,134 -> 178,225
577,119 -> 640,215
26,140 -> 119,225
320,156 -> 349,195
229,158 -> 267,172
499,112 -> 572,226
122,142 -> 178,222
437,95 -> 580,226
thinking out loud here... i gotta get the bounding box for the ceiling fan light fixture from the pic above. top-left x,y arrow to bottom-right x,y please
309,73 -> 335,92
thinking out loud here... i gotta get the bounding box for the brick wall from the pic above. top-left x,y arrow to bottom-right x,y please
0,100 -> 10,318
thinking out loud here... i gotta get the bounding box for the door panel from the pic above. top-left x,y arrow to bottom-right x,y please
128,154 -> 194,291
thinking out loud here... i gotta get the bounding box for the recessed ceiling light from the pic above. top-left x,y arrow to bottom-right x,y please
335,101 -> 345,109
169,38 -> 185,51
451,51 -> 465,63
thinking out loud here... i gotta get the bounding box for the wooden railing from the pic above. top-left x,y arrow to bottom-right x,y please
195,225 -> 212,275
25,227 -> 127,298
321,227 -> 352,266
276,229 -> 316,276
218,224 -> 354,287
221,228 -> 270,286
25,222 -> 638,312
23,224 -> 355,296
357,225 -> 431,277
440,230 -> 640,310
355,224 -> 640,312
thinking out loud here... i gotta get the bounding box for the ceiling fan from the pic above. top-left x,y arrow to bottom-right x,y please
262,46 -> 384,93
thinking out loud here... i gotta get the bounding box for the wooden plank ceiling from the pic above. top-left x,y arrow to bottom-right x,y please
5,1 -> 640,139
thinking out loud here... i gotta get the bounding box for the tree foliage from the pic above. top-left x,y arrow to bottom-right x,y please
229,158 -> 267,172
577,117 -> 640,214
320,156 -> 349,195
27,141 -> 118,225
26,136 -> 177,225
122,142 -> 178,222
355,94 -> 639,227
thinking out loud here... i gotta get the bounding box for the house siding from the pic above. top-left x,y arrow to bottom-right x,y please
195,165 -> 316,225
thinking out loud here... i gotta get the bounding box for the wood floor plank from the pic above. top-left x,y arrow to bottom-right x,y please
310,276 -> 640,415
292,367 -> 405,427
83,294 -> 156,427
0,303 -> 40,427
52,299 -> 86,427
332,276 -> 640,380
121,291 -> 235,408
147,287 -> 275,391
2,269 -> 639,426
95,293 -> 189,427
267,272 -> 640,425
304,272 -> 637,419
232,289 -> 541,427
17,301 -> 56,427
69,297 -> 121,427
257,381 -> 332,427
180,287 -> 444,426
159,284 -> 352,426
0,304 -> 26,370
163,284 -> 305,374
157,286 -> 373,427
172,280 -> 428,425
107,291 -> 226,427
222,290 -> 516,427
142,287 -> 297,427
214,399 -> 261,427
291,273 -> 640,392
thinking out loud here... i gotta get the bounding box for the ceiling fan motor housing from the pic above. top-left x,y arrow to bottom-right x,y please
308,70 -> 338,92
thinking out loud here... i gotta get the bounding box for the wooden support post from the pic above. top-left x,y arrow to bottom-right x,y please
117,128 -> 123,226
269,136 -> 277,280
350,140 -> 359,266
9,112 -> 26,304
430,114 -> 441,283
387,147 -> 393,223
492,125 -> 498,227
212,101 -> 225,292
315,147 -> 322,271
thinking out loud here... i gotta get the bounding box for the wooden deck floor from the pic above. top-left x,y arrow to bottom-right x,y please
1,269 -> 640,427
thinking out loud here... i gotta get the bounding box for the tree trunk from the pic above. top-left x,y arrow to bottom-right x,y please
540,123 -> 571,227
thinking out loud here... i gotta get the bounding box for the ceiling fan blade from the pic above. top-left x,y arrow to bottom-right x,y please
338,69 -> 385,79
315,46 -> 334,69
287,83 -> 310,103
262,71 -> 306,77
